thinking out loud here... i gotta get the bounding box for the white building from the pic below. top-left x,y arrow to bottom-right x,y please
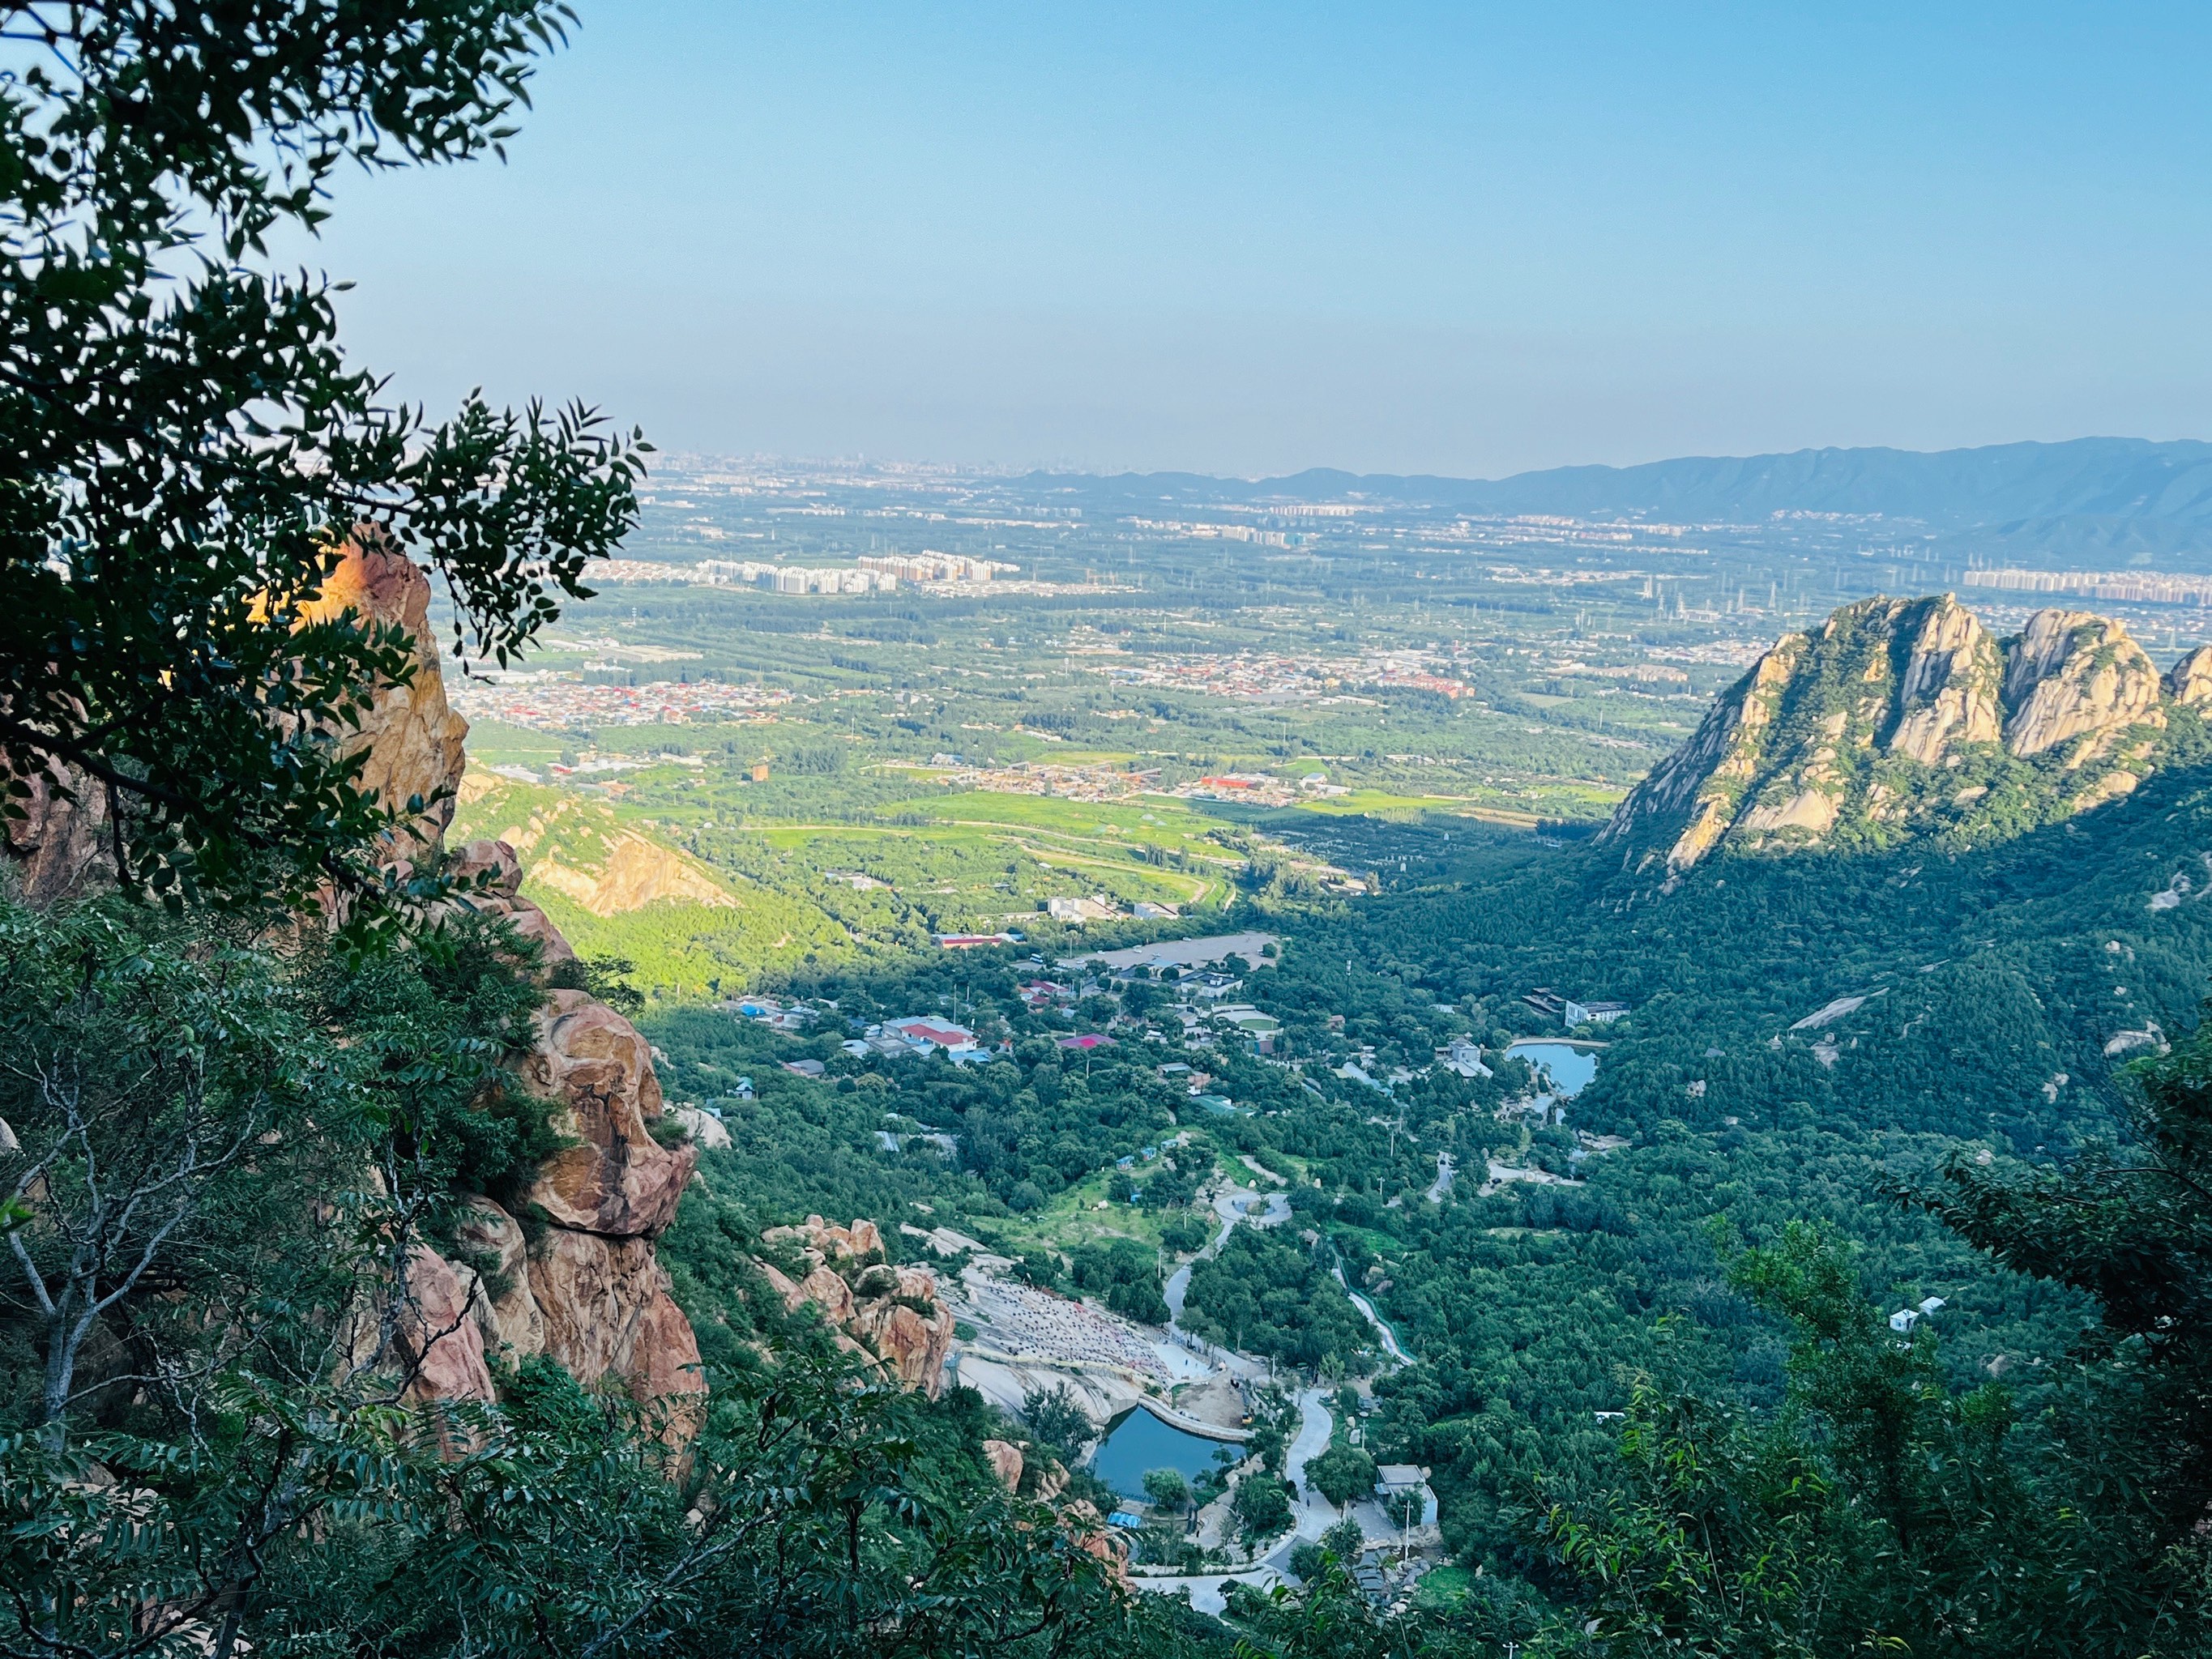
1889,1295 -> 1946,1334
1434,1037 -> 1492,1078
1563,998 -> 1630,1026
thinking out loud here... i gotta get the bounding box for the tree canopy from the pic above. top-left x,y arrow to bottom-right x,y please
0,0 -> 646,918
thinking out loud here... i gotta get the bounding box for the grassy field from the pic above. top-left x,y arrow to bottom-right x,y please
985,1137 -> 1236,1260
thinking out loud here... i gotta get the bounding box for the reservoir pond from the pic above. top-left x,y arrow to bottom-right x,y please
1089,1407 -> 1238,1500
1506,1041 -> 1599,1098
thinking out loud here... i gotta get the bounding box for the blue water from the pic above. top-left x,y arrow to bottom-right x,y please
1507,1041 -> 1599,1098
1089,1408 -> 1239,1499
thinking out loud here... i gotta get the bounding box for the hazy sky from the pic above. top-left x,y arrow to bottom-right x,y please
297,2 -> 2212,477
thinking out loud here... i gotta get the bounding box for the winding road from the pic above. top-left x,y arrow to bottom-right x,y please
1130,1184 -> 1416,1611
1164,1186 -> 1291,1328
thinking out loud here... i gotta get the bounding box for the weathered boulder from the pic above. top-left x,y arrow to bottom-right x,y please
1061,1499 -> 1132,1584
766,1215 -> 886,1264
797,1265 -> 857,1324
452,1197 -> 545,1363
521,990 -> 695,1239
984,1439 -> 1024,1492
853,1291 -> 957,1395
669,1105 -> 732,1150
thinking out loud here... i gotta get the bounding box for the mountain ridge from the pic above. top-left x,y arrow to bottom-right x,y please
1598,593 -> 2212,882
1020,436 -> 2212,535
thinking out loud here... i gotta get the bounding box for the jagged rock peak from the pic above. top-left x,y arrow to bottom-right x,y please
2165,643 -> 2212,709
1600,594 -> 2184,877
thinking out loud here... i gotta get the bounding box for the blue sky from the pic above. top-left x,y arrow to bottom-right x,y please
298,2 -> 2212,476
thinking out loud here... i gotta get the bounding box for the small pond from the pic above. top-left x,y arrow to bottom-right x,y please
1506,1041 -> 1599,1098
1088,1407 -> 1241,1500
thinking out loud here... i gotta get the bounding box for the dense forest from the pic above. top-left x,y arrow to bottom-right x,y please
626,737 -> 2212,1652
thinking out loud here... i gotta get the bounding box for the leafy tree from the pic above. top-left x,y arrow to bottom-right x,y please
1069,1236 -> 1169,1324
1232,1471 -> 1293,1543
549,951 -> 647,1017
1922,1016 -> 2212,1557
1160,1209 -> 1212,1253
0,0 -> 647,919
1306,1442 -> 1378,1512
1021,1381 -> 1097,1465
1545,1221 -> 2212,1659
1385,1489 -> 1425,1534
1143,1465 -> 1193,1518
1322,1516 -> 1367,1563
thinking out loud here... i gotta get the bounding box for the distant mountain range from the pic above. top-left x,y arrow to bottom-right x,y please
1023,437 -> 2212,560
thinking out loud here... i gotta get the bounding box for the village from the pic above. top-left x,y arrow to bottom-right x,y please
694,935 -> 1633,1615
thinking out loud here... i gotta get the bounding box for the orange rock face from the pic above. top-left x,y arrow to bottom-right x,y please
318,548 -> 703,1419
527,1229 -> 702,1405
1,761 -> 113,908
452,1198 -> 546,1365
521,990 -> 697,1239
296,539 -> 470,858
1061,1499 -> 1132,1585
446,838 -> 577,970
398,1243 -> 496,1406
758,1218 -> 958,1397
4,543 -> 709,1427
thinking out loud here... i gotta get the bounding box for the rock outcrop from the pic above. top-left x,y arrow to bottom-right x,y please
757,1216 -> 958,1397
2166,644 -> 2212,710
446,837 -> 577,971
396,1243 -> 497,1407
1998,609 -> 2164,761
309,551 -> 704,1417
1600,595 -> 2188,877
452,1198 -> 546,1364
296,539 -> 471,859
2,761 -> 114,908
295,546 -> 707,1416
984,1439 -> 1025,1492
522,990 -> 696,1238
4,536 -> 707,1419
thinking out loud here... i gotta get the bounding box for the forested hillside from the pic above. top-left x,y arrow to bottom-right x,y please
626,714 -> 2212,1647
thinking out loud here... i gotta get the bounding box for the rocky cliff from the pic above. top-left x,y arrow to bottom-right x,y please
1601,595 -> 2206,879
8,540 -> 706,1420
328,544 -> 704,1416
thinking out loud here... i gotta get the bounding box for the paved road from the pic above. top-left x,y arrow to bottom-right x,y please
1334,1267 -> 1413,1365
1166,1187 -> 1288,1324
1425,1151 -> 1454,1202
1280,1388 -> 1337,1542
